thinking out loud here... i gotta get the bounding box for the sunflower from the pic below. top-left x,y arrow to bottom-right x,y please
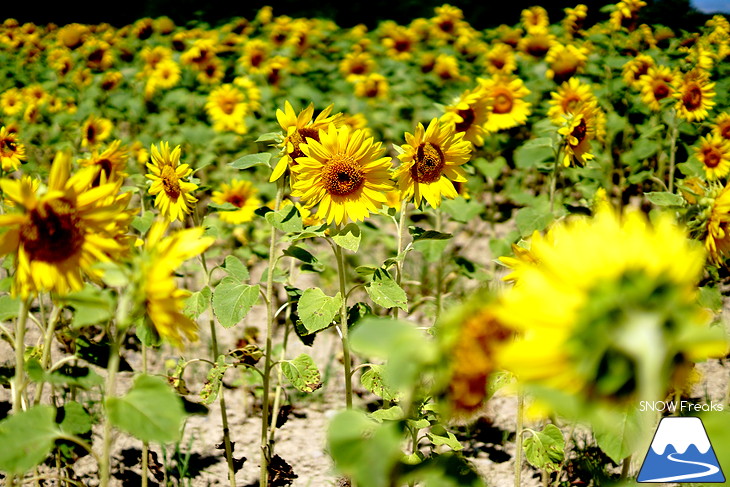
558,103 -> 599,167
395,118 -> 472,209
0,126 -> 26,172
81,114 -> 112,149
101,71 -> 123,91
145,142 -> 198,222
563,4 -> 588,38
211,179 -> 262,224
638,66 -> 678,111
339,51 -> 375,81
480,75 -> 532,132
622,54 -> 654,88
1,88 -> 24,116
145,59 -> 181,98
705,184 -> 730,265
291,124 -> 394,225
205,84 -> 249,135
0,151 -> 133,298
496,207 -> 724,407
433,54 -> 463,81
484,44 -> 516,75
232,76 -> 262,112
270,101 -> 341,183
239,39 -> 269,74
695,134 -> 730,181
518,30 -> 556,58
674,69 -> 716,122
547,77 -> 597,123
78,139 -> 128,186
713,113 -> 730,140
441,85 -> 492,147
354,73 -> 389,99
381,25 -> 417,60
431,4 -> 465,41
521,6 -> 549,33
196,58 -> 225,85
142,220 -> 214,346
545,43 -> 588,84
610,0 -> 647,31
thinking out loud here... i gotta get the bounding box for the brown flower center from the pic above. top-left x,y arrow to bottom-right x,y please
702,147 -> 722,168
571,118 -> 588,145
493,91 -> 514,114
394,39 -> 411,52
653,82 -> 670,100
721,124 -> 730,140
287,127 -> 320,161
86,124 -> 97,144
20,198 -> 83,263
161,165 -> 181,198
455,107 -> 476,132
322,156 -> 364,196
220,98 -> 236,115
412,142 -> 445,183
227,194 -> 246,207
0,136 -> 17,155
683,84 -> 703,111
91,158 -> 114,186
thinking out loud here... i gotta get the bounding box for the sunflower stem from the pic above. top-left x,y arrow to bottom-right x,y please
261,179 -> 284,487
333,241 -> 353,409
514,391 -> 525,487
100,329 -> 121,487
434,209 -> 444,324
668,111 -> 679,194
33,304 -> 61,405
394,199 -> 408,320
13,298 -> 30,414
141,344 -> 149,487
549,147 -> 562,214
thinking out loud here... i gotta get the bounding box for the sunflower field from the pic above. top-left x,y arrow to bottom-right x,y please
0,2 -> 730,486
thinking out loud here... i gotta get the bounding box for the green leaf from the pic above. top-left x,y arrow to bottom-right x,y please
184,286 -> 212,319
523,424 -> 565,471
473,156 -> 506,180
212,278 -> 260,328
281,353 -> 321,393
365,269 -> 408,311
229,152 -> 272,170
297,288 -> 342,334
265,205 -> 303,233
361,365 -> 398,401
58,401 -> 93,436
131,211 -> 155,234
409,226 -> 453,241
332,223 -> 361,252
514,142 -> 553,169
515,205 -> 553,237
698,286 -> 723,312
59,285 -> 115,329
521,137 -> 553,150
427,430 -> 463,451
0,405 -> 61,475
0,295 -> 20,321
413,239 -> 449,263
644,191 -> 685,207
283,245 -> 317,264
594,408 -> 642,464
369,405 -> 404,422
255,132 -> 280,143
106,374 -> 186,443
223,255 -> 250,281
95,262 -> 129,288
440,197 -> 483,224
27,358 -> 103,389
200,356 -> 227,405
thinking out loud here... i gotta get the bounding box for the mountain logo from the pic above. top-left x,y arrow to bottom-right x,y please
637,417 -> 725,483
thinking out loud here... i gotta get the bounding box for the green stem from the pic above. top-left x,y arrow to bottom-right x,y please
141,345 -> 149,487
33,305 -> 61,405
668,113 -> 679,194
100,329 -> 121,487
515,392 -> 525,487
549,148 -> 563,214
13,298 -> 30,414
434,209 -> 444,324
261,180 -> 284,487
394,200 -> 408,320
268,321 -> 290,443
620,454 -> 632,479
334,242 -> 353,409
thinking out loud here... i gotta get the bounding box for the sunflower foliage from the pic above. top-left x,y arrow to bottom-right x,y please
0,3 -> 729,487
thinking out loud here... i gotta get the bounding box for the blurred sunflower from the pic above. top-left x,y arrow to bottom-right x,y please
232,76 -> 262,112
0,126 -> 26,171
496,207 -> 724,406
441,85 -> 492,147
1,88 -> 24,116
354,73 -> 389,99
0,151 -> 133,297
142,220 -> 214,346
638,66 -> 678,111
610,0 -> 647,31
146,142 -> 198,222
239,39 -> 269,74
695,134 -> 730,181
205,84 -> 249,135
713,113 -> 730,140
395,118 -> 472,209
270,101 -> 341,183
547,77 -> 597,123
433,54 -> 463,81
339,50 -> 374,81
381,25 -> 417,60
212,179 -> 262,224
521,6 -> 549,33
431,4 -> 465,41
545,43 -> 588,84
480,75 -> 531,132
484,44 -> 516,75
81,114 -> 112,149
705,184 -> 730,265
291,124 -> 393,225
674,69 -> 716,122
101,71 -> 123,91
622,54 -> 654,88
558,102 -> 599,167
563,4 -> 588,38
78,139 -> 128,186
196,58 -> 225,85
518,30 -> 556,58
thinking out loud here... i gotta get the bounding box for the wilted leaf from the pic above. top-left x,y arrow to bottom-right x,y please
523,424 -> 564,471
281,354 -> 321,393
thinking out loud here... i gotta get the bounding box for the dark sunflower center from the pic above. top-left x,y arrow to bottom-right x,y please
491,57 -> 506,69
394,39 -> 410,52
322,157 -> 364,196
722,124 -> 730,140
683,84 -> 703,110
634,63 -> 650,80
205,64 -> 217,76
88,48 -> 104,64
455,107 -> 476,132
412,142 -> 445,183
161,165 -> 181,198
288,127 -> 320,161
86,124 -> 96,143
527,38 -> 550,57
439,20 -> 454,33
350,63 -> 366,75
20,198 -> 83,263
91,158 -> 114,186
493,92 -> 514,114
571,118 -> 588,144
653,82 -> 670,100
221,98 -> 236,115
703,148 -> 721,168
227,194 -> 246,207
0,137 -> 16,154
250,52 -> 264,67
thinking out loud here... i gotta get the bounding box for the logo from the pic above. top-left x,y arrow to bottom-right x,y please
637,417 -> 725,483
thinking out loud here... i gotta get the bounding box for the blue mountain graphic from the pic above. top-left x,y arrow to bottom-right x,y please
638,443 -> 725,483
